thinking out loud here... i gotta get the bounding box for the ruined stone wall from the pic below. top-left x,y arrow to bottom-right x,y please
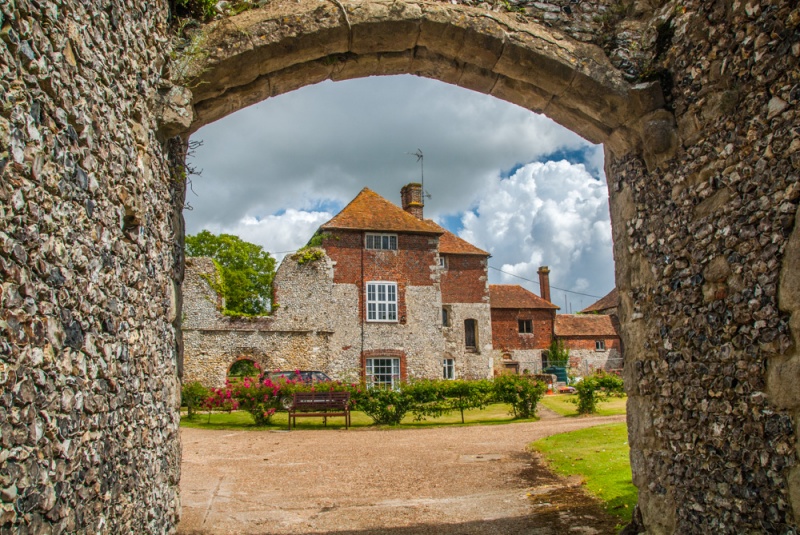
182,255 -> 342,386
609,1 -> 800,531
0,0 -> 182,532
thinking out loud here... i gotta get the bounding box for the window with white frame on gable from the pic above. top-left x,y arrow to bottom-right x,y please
442,358 -> 455,380
595,340 -> 606,351
366,357 -> 400,389
365,233 -> 397,250
437,255 -> 447,269
366,282 -> 397,322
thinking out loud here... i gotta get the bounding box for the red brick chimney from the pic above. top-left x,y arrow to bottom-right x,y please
538,266 -> 551,303
401,183 -> 424,219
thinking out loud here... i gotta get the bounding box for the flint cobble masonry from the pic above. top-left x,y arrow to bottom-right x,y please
1,0 -> 799,533
0,1 -> 181,532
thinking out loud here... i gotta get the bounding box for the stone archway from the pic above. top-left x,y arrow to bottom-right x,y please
163,0 -> 673,166
161,3 -> 799,532
2,1 -> 798,533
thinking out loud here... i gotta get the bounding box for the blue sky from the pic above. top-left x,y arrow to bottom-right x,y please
185,75 -> 614,311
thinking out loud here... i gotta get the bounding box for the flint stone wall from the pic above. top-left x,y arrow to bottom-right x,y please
0,0 -> 182,533
609,2 -> 800,532
441,302 -> 494,380
3,0 -> 800,533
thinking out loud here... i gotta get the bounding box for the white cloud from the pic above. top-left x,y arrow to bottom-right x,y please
197,209 -> 333,263
185,75 -> 615,304
458,160 -> 615,312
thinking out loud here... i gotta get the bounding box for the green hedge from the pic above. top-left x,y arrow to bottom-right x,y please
200,374 -> 548,426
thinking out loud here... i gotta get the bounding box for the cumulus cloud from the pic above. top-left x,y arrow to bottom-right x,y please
185,75 -> 590,230
197,209 -> 333,263
457,160 -> 615,312
185,74 -> 615,303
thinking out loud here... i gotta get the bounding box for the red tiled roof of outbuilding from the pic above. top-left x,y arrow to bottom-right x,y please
490,285 -> 559,310
555,314 -> 619,337
321,188 -> 443,234
580,288 -> 619,314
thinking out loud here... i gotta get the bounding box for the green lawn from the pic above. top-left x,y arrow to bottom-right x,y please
539,394 -> 627,417
530,422 -> 636,523
180,402 -> 537,430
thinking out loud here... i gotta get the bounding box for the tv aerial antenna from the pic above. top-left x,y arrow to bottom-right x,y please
406,148 -> 432,202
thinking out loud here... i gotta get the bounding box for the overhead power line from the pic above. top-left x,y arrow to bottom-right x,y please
488,266 -> 603,299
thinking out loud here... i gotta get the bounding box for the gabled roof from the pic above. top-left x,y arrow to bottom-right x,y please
490,285 -> 559,310
320,188 -> 443,235
580,288 -> 619,314
435,226 -> 490,256
555,314 -> 619,337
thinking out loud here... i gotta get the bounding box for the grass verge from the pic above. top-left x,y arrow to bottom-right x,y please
539,394 -> 627,417
180,403 -> 537,430
530,422 -> 635,523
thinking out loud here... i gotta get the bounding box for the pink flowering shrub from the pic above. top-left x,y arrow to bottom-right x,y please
206,376 -> 282,425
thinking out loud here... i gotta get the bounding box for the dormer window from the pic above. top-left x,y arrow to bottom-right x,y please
366,233 -> 397,250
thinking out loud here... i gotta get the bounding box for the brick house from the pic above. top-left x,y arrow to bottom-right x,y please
554,314 -> 623,374
489,282 -> 559,374
305,184 -> 494,386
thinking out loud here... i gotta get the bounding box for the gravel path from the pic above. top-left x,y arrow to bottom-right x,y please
178,411 -> 627,535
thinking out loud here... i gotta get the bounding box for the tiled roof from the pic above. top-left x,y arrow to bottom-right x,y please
555,314 -> 619,337
435,226 -> 490,256
490,285 -> 559,310
580,288 -> 619,314
320,188 -> 443,235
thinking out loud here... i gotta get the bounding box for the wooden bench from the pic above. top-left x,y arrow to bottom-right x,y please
287,391 -> 351,430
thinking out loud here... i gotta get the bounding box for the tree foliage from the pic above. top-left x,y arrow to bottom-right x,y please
185,230 -> 276,316
572,370 -> 625,414
181,381 -> 210,420
546,338 -> 570,368
492,374 -> 547,419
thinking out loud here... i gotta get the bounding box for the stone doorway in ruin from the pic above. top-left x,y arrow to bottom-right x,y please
164,0 -> 680,529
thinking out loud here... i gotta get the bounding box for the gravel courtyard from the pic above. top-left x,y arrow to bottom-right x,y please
178,411 -> 627,535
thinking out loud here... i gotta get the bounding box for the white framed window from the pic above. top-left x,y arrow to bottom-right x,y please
366,357 -> 400,389
437,255 -> 447,269
366,282 -> 398,322
365,233 -> 397,251
595,340 -> 606,351
442,358 -> 455,380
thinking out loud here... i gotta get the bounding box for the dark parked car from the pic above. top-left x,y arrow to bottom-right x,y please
266,371 -> 333,409
266,370 -> 332,384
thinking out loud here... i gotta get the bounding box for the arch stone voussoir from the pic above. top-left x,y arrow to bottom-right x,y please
188,0 -> 651,153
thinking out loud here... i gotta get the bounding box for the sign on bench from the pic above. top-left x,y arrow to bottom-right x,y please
288,391 -> 351,430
